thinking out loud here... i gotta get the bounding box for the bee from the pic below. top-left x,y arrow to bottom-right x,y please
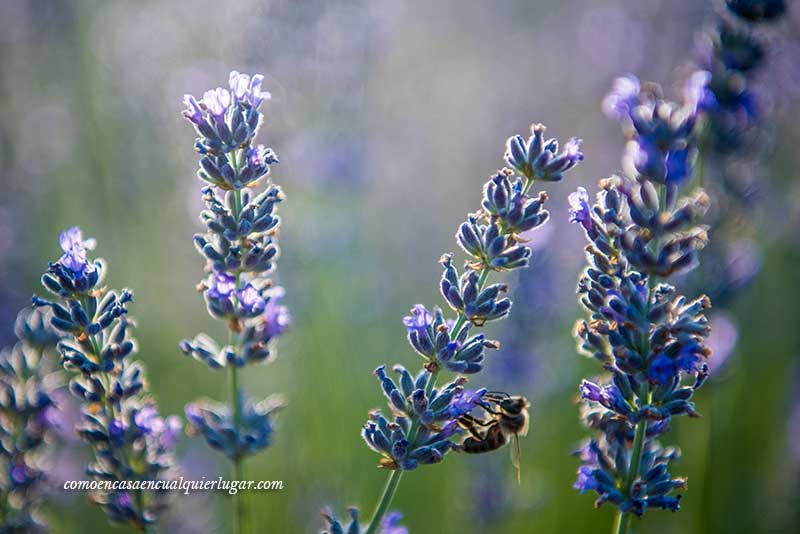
456,392 -> 530,482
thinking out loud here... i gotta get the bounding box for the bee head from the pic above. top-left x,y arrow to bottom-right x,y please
499,396 -> 529,415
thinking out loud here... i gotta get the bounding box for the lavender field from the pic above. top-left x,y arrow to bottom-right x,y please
1,1 -> 799,533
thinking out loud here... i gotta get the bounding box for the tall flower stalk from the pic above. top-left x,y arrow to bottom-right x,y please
322,124 -> 583,533
572,81 -> 712,533
179,71 -> 290,534
32,228 -> 181,532
0,308 -> 62,532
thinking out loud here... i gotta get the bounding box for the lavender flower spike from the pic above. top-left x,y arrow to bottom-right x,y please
32,229 -> 180,529
572,79 -> 711,533
179,70 -> 290,534
0,308 -> 62,533
323,123 -> 582,533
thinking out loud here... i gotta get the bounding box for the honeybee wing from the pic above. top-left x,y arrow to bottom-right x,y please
511,432 -> 522,484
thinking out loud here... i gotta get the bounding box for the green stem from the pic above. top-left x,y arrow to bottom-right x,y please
232,449 -> 246,534
614,385 -> 650,534
229,327 -> 246,534
625,406 -> 648,494
364,469 -> 404,534
614,510 -> 632,534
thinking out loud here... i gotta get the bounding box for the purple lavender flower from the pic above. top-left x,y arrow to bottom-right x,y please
575,82 -> 710,527
568,187 -> 592,230
380,512 -> 409,534
185,394 -> 283,459
182,94 -> 204,125
133,405 -> 182,450
108,418 -> 127,447
328,123 -> 582,533
247,144 -> 269,167
263,287 -> 291,338
0,308 -> 63,532
134,405 -> 162,434
207,272 -> 237,299
684,71 -> 715,113
58,226 -> 95,276
565,138 -> 584,160
229,70 -> 252,103
237,283 -> 266,314
180,71 -> 289,534
402,304 -> 433,333
202,87 -> 231,120
504,124 -> 584,181
574,465 -> 601,494
448,388 -> 487,417
602,75 -> 640,119
34,232 -> 180,528
578,380 -> 604,403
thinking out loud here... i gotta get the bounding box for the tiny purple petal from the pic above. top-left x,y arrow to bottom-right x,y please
247,145 -> 267,167
574,465 -> 600,494
565,138 -> 585,162
248,74 -> 270,108
448,388 -> 487,417
202,87 -> 231,118
207,272 -> 237,299
579,379 -> 604,403
263,287 -> 291,338
603,75 -> 641,119
59,226 -> 84,253
11,465 -> 28,484
134,406 -> 164,435
58,226 -> 95,275
402,304 -> 433,333
380,511 -> 409,534
568,187 -> 592,230
238,283 -> 266,314
182,94 -> 204,124
229,70 -> 251,102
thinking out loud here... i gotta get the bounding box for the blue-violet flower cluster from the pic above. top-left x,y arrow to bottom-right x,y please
32,228 -> 181,529
179,71 -> 289,463
323,124 -> 582,533
572,80 -> 712,523
0,308 -> 63,533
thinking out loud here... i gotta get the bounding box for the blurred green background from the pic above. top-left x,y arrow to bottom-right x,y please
1,0 -> 799,532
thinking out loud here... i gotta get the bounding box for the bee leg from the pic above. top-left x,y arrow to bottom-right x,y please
484,392 -> 511,402
511,433 -> 522,484
458,414 -> 493,440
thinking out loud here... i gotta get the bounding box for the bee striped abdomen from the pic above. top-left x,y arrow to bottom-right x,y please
461,424 -> 507,454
